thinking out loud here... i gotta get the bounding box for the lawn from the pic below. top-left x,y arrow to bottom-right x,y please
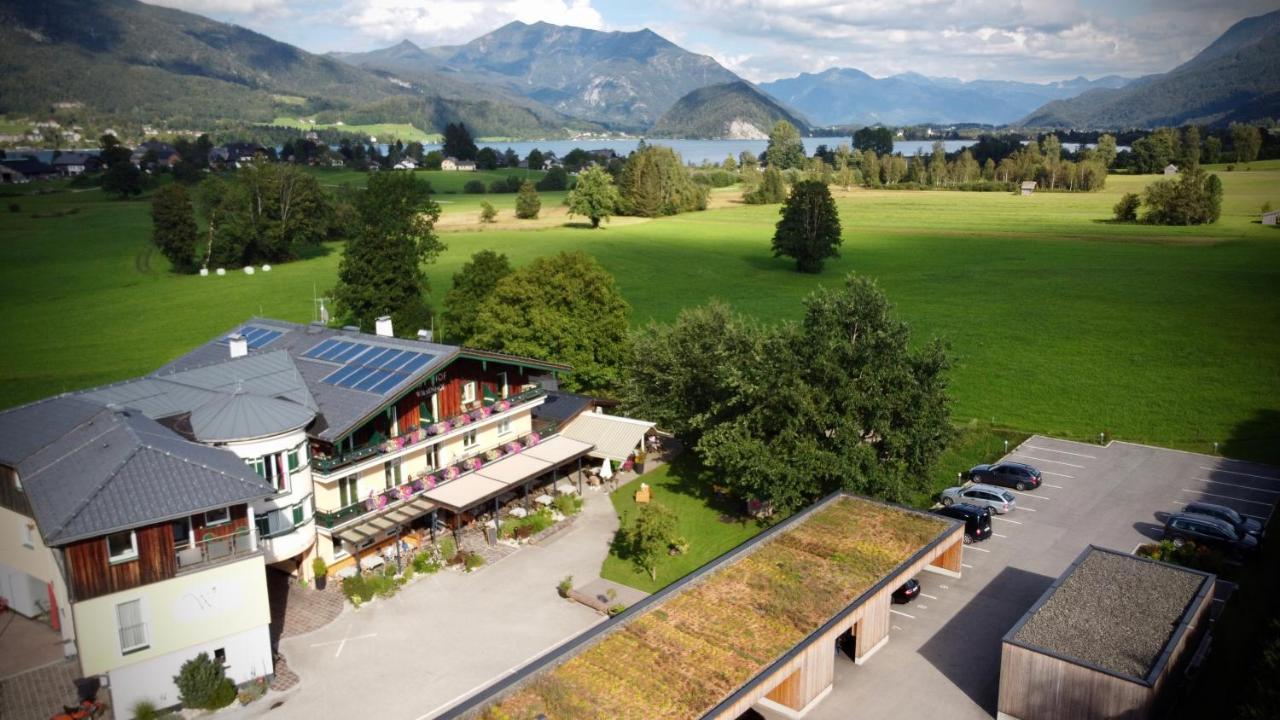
298,166 -> 546,195
268,116 -> 442,143
1,164 -> 1278,466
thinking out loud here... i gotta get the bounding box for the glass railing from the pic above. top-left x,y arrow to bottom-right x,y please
175,527 -> 256,572
312,383 -> 547,474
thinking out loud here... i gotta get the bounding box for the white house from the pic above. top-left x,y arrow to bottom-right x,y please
1163,164 -> 1179,176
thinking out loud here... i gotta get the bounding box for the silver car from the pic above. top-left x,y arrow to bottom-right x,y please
940,483 -> 1017,514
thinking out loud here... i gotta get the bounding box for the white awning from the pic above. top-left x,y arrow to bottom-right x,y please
423,435 -> 595,512
561,412 -> 655,461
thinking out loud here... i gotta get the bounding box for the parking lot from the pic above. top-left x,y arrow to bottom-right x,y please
764,435 -> 1279,720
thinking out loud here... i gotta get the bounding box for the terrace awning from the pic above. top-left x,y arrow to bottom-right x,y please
423,435 -> 595,512
561,412 -> 654,462
335,495 -> 437,546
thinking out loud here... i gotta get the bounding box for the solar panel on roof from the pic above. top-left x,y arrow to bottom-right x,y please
308,337 -> 436,394
303,338 -> 339,358
220,325 -> 283,350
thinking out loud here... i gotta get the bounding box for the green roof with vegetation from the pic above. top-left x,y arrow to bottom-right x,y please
478,495 -> 947,719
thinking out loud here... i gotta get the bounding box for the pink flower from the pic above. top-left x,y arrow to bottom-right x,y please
495,400 -> 510,413
424,474 -> 437,489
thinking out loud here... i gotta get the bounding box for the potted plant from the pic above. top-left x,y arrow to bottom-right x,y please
634,449 -> 647,474
312,557 -> 327,590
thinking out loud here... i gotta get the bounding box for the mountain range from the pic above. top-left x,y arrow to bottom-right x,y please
1018,9 -> 1280,128
759,70 -> 1130,127
648,81 -> 810,139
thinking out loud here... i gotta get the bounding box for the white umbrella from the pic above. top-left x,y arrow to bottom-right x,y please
599,458 -> 614,480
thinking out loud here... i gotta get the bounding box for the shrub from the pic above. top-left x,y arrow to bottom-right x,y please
553,494 -> 583,516
237,677 -> 267,705
412,550 -> 442,574
536,166 -> 569,191
479,200 -> 497,223
526,508 -> 555,534
174,652 -> 235,710
463,179 -> 486,194
438,536 -> 457,561
515,181 -> 541,219
464,552 -> 486,571
1113,192 -> 1140,222
311,556 -> 327,579
341,574 -> 373,605
744,166 -> 787,204
607,604 -> 626,617
132,699 -> 160,720
558,575 -> 573,598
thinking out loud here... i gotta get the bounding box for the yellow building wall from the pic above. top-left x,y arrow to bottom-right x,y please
72,555 -> 270,677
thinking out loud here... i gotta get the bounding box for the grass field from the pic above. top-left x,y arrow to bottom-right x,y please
1,163 -> 1278,465
268,116 -> 441,143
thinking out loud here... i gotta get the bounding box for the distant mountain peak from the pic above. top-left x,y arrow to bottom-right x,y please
649,80 -> 810,139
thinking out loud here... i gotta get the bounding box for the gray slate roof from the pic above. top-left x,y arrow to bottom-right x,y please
18,408 -> 275,545
0,396 -> 104,467
190,392 -> 314,442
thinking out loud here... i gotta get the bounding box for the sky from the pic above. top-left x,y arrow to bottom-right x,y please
143,0 -> 1277,83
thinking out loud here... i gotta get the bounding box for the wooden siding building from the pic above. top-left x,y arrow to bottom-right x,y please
998,546 -> 1214,720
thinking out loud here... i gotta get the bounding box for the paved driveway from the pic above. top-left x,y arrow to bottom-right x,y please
769,436 -> 1279,720
232,486 -> 619,720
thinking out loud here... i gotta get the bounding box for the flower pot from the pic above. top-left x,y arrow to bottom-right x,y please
315,574 -> 327,591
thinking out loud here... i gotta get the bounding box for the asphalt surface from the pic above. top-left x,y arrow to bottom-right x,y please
759,435 -> 1279,720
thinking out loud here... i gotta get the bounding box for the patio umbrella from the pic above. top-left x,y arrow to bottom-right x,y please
599,458 -> 613,480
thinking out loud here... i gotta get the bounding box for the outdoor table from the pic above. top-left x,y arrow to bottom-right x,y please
359,555 -> 385,572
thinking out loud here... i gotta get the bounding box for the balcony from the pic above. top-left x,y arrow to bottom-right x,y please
175,527 -> 257,574
312,383 -> 547,476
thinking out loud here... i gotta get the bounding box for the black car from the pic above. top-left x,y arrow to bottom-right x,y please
1183,501 -> 1264,541
892,578 -> 921,604
933,502 -> 993,544
1163,512 -> 1259,554
968,461 -> 1042,490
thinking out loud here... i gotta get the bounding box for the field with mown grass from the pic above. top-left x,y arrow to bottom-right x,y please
267,117 -> 441,143
1,163 -> 1278,467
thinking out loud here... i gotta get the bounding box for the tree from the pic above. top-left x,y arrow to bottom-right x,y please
627,502 -> 679,581
1131,128 -> 1181,173
479,200 -> 497,224
202,164 -> 332,267
1182,126 -> 1201,170
471,251 -> 631,393
853,126 -> 894,156
1095,134 -> 1118,168
526,148 -> 544,171
515,181 -> 541,219
475,147 -> 499,170
1113,192 -> 1140,222
625,276 -> 951,512
443,250 -> 511,344
1204,136 -> 1222,164
333,172 -> 444,332
1231,124 -> 1262,164
617,145 -> 707,217
1141,166 -> 1223,225
928,141 -> 947,187
765,120 -> 806,170
723,154 -> 737,173
771,180 -> 841,273
101,161 -> 144,199
744,166 -> 787,204
536,165 -> 569,191
150,184 -> 198,273
566,165 -> 621,228
442,122 -> 477,161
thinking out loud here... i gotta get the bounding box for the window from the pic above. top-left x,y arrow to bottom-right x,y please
205,507 -> 230,527
214,648 -> 227,666
171,517 -> 193,548
292,504 -> 305,525
249,451 -> 288,493
462,381 -> 477,404
21,522 -> 35,549
107,530 -> 138,563
497,418 -> 511,436
384,459 -> 401,489
462,429 -> 478,450
338,476 -> 359,507
116,599 -> 148,653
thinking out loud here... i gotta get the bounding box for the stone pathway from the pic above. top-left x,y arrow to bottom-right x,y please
269,653 -> 300,692
268,568 -> 345,646
0,659 -> 98,720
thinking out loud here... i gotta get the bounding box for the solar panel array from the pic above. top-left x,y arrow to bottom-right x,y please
302,338 -> 435,394
221,325 -> 284,350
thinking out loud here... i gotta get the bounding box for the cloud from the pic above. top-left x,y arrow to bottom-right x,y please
339,0 -> 604,46
145,0 -> 292,14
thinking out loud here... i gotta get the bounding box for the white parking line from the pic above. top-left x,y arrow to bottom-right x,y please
1009,490 -> 1051,500
961,563 -> 974,569
1044,483 -> 1064,489
993,533 -> 1008,538
918,604 -> 928,609
1200,466 -> 1280,482
1194,478 -> 1280,494
1018,506 -> 1038,512
967,545 -> 991,553
1024,444 -> 1097,459
1014,454 -> 1085,468
892,625 -> 903,631
1041,471 -> 1075,479
890,609 -> 916,619
921,593 -> 938,600
993,516 -> 1023,524
1179,488 -> 1275,507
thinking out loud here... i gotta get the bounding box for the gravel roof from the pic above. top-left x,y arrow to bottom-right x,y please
1012,548 -> 1208,679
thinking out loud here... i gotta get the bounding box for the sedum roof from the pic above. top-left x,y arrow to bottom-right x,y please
473,495 -> 947,720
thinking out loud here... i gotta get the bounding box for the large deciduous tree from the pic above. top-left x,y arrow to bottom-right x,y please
771,179 -> 841,273
566,165 -> 621,228
333,171 -> 444,333
470,251 -> 630,394
765,120 -> 807,170
627,502 -> 679,581
853,126 -> 894,156
617,144 -> 707,217
442,123 -> 478,161
202,163 -> 332,267
1231,124 -> 1262,164
150,183 -> 198,273
1141,166 -> 1223,225
624,276 -> 952,513
442,250 -> 512,344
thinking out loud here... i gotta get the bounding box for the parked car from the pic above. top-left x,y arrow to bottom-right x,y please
892,578 -> 921,604
1182,501 -> 1263,541
1163,512 -> 1259,554
933,502 -> 993,544
968,461 -> 1042,490
941,483 -> 1017,514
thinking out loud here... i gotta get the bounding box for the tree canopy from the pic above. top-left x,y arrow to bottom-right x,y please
443,250 -> 512,344
150,183 -> 198,273
199,163 -> 332,268
470,251 -> 631,394
617,145 -> 707,217
333,171 -> 444,333
744,166 -> 787,205
853,126 -> 894,157
1141,166 -> 1222,225
772,179 -> 841,273
765,120 -> 806,170
566,165 -> 621,228
442,122 -> 478,161
624,276 -> 952,513
515,181 -> 541,219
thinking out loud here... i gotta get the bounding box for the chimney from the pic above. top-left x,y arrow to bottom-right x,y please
228,334 -> 248,358
417,329 -> 432,342
375,315 -> 394,338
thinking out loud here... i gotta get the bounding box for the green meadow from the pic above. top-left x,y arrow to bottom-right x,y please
268,116 -> 442,143
1,163 -> 1278,464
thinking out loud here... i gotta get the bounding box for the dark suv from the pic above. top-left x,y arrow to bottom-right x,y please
968,462 -> 1042,490
1163,512 -> 1259,554
1183,501 -> 1263,541
933,502 -> 993,544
